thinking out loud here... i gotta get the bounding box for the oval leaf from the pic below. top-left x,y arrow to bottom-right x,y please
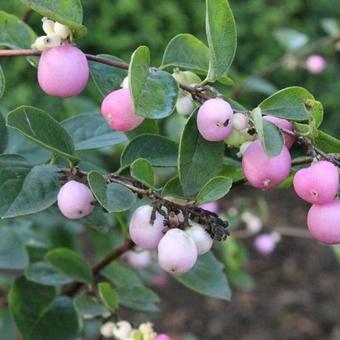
196,176 -> 232,204
130,158 -> 154,187
98,282 -> 118,312
314,130 -> 340,153
262,120 -> 284,157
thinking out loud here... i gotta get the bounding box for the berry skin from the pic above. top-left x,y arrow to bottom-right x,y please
197,98 -> 234,142
307,200 -> 340,244
242,140 -> 292,189
38,44 -> 89,97
129,205 -> 165,250
293,161 -> 339,204
185,222 -> 213,255
158,228 -> 198,274
263,115 -> 295,149
254,234 -> 276,254
101,88 -> 144,132
125,249 -> 151,269
199,201 -> 219,214
306,55 -> 327,74
112,321 -> 133,340
176,94 -> 194,115
156,335 -> 172,340
57,181 -> 95,219
100,322 -> 114,338
232,112 -> 249,130
45,33 -> 62,48
54,22 -> 71,39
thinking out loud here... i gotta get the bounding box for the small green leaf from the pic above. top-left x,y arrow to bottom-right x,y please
129,46 -> 178,119
0,65 -> 5,98
98,282 -> 118,312
174,252 -> 231,300
179,111 -> 225,196
196,176 -> 232,204
0,11 -> 37,49
20,0 -> 86,37
7,106 -> 76,160
121,134 -> 179,167
61,113 -> 127,151
74,295 -> 108,319
205,0 -> 237,81
88,171 -> 136,213
130,158 -> 154,187
45,248 -> 93,284
314,130 -> 340,153
161,176 -> 186,199
259,87 -> 314,121
306,99 -> 324,128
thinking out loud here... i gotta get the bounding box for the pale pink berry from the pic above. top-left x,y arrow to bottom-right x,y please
101,88 -> 144,132
242,140 -> 291,189
129,205 -> 165,250
38,44 -> 89,97
232,112 -> 249,130
156,335 -> 172,340
57,180 -> 95,219
254,234 -> 276,254
307,200 -> 340,244
197,98 -> 233,141
293,161 -> 339,204
125,249 -> 151,269
199,201 -> 219,214
263,115 -> 295,149
185,222 -> 213,255
306,55 -> 327,74
158,228 -> 198,274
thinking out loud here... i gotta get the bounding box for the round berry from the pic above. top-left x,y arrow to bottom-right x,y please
129,205 -> 165,250
156,335 -> 172,340
125,249 -> 151,269
158,228 -> 198,274
57,181 -> 95,219
242,140 -> 292,189
199,201 -> 219,214
293,161 -> 339,204
197,98 -> 233,141
54,22 -> 71,39
38,44 -> 89,97
176,94 -> 194,115
42,18 -> 55,35
307,200 -> 340,244
112,321 -> 132,340
263,115 -> 295,149
232,112 -> 249,130
254,234 -> 276,254
185,222 -> 213,255
101,88 -> 144,132
100,322 -> 114,338
306,55 -> 327,74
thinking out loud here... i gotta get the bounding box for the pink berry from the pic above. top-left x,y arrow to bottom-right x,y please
156,335 -> 172,340
101,88 -> 144,132
129,205 -> 165,250
293,161 -> 339,204
232,112 -> 249,130
185,222 -> 213,255
254,234 -> 276,254
263,115 -> 296,149
199,201 -> 219,214
197,98 -> 233,141
125,249 -> 151,269
158,228 -> 198,274
57,180 -> 95,219
307,200 -> 340,244
242,140 -> 291,189
306,55 -> 327,74
38,44 -> 89,97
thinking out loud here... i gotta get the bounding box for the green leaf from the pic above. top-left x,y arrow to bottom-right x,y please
161,33 -> 209,74
89,54 -> 127,97
0,114 -> 8,153
306,99 -> 324,128
161,176 -> 186,199
243,77 -> 278,95
0,227 -> 29,269
45,248 -> 93,284
259,87 -> 314,121
88,171 -> 136,213
1,164 -> 63,219
179,111 -> 225,196
0,308 -> 17,340
121,134 -> 179,167
74,295 -> 108,319
9,277 -> 56,338
7,106 -> 77,160
0,65 -> 5,99
125,119 -> 159,140
20,0 -> 86,37
0,11 -> 37,49
274,28 -> 309,51
130,158 -> 154,187
61,113 -> 127,151
196,176 -> 232,204
314,130 -> 340,153
262,120 -> 284,157
174,252 -> 231,300
98,282 -> 118,312
205,0 -> 237,81
129,46 -> 178,119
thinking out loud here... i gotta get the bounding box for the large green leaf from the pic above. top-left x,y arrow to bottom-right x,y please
20,0 -> 86,37
89,54 -> 127,97
45,248 -> 92,284
174,252 -> 231,300
129,46 -> 178,119
161,33 -> 209,74
205,0 -> 237,81
130,158 -> 154,187
0,114 -> 7,153
61,113 -> 127,151
259,87 -> 314,121
178,112 -> 225,196
0,11 -> 37,49
121,134 -> 179,167
314,130 -> 340,153
7,106 -> 76,160
196,176 -> 232,204
88,171 -> 136,213
0,227 -> 29,269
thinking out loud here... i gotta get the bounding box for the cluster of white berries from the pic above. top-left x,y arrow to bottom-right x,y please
31,17 -> 71,51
